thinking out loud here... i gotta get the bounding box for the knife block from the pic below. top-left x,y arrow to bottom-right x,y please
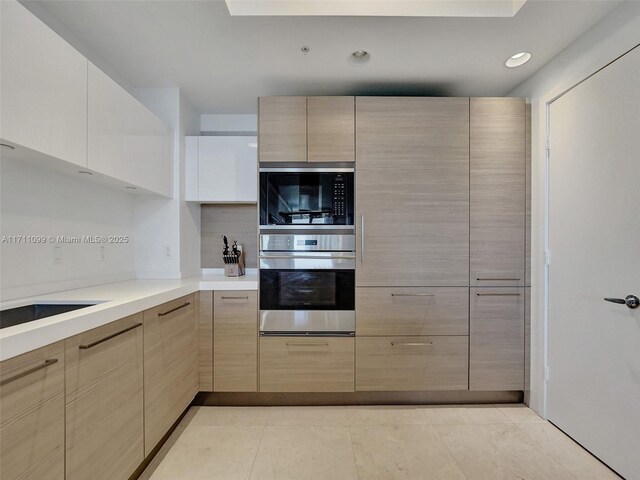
223,244 -> 245,277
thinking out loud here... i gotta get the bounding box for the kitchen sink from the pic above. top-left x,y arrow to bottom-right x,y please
0,303 -> 99,329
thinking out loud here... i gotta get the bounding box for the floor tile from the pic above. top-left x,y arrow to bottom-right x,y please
423,404 -> 512,425
148,425 -> 263,480
266,406 -> 348,426
191,406 -> 269,426
350,425 -> 467,480
519,423 -> 621,480
495,404 -> 546,424
346,405 -> 431,426
434,423 -> 575,480
249,426 -> 358,480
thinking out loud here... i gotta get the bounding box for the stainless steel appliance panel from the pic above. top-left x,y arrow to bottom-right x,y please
260,310 -> 355,334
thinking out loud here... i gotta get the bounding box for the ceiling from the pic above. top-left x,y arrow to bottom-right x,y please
23,0 -> 621,113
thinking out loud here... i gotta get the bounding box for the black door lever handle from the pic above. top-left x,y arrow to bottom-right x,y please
604,295 -> 640,309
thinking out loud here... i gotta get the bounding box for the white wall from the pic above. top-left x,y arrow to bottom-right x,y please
508,0 -> 640,416
201,113 -> 257,133
0,156 -> 136,300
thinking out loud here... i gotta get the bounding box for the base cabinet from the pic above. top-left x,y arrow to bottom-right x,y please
213,291 -> 258,392
65,314 -> 144,480
356,336 -> 469,391
143,295 -> 198,456
470,288 -> 525,391
0,341 -> 65,480
259,337 -> 355,392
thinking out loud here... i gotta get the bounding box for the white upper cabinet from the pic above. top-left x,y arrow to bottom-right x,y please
185,136 -> 257,203
87,63 -> 171,196
0,1 -> 88,167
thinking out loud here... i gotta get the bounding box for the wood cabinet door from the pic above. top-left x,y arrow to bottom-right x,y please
258,96 -> 306,162
0,341 -> 65,480
355,97 -> 470,287
213,291 -> 258,392
307,96 -> 355,162
0,2 -> 87,167
143,295 -> 198,456
469,287 -> 524,391
65,314 -> 144,480
470,98 -> 526,287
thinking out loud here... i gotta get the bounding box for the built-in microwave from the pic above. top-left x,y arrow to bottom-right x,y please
259,168 -> 354,230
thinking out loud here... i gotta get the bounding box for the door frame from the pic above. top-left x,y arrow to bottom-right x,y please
534,43 -> 640,419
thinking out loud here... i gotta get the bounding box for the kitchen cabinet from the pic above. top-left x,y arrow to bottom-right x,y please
356,336 -> 468,391
185,136 -> 258,203
470,98 -> 526,287
88,62 -> 171,196
65,314 -> 144,480
356,287 -> 469,336
355,97 -> 470,287
197,291 -> 214,391
259,337 -> 354,392
0,341 -> 65,480
213,291 -> 258,392
259,96 -> 307,162
0,1 -> 87,167
307,96 -> 355,162
143,295 -> 198,456
469,287 -> 524,391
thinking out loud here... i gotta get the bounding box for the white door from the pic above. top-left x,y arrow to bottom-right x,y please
548,46 -> 640,480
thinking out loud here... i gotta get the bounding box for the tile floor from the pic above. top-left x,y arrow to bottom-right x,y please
140,404 -> 620,480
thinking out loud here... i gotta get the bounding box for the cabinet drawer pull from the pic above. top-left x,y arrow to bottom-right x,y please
360,213 -> 365,263
0,358 -> 58,386
220,296 -> 249,300
79,323 -> 142,349
286,342 -> 329,347
390,342 -> 433,346
476,278 -> 521,281
391,293 -> 435,297
158,302 -> 191,316
476,293 -> 521,297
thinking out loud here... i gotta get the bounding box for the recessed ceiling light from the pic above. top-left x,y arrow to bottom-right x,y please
505,51 -> 532,68
300,46 -> 310,55
348,50 -> 370,67
0,143 -> 15,150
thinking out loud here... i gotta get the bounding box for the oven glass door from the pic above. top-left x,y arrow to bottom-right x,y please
260,269 -> 355,311
259,172 -> 354,227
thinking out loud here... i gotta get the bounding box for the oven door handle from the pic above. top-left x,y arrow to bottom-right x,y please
259,254 -> 356,260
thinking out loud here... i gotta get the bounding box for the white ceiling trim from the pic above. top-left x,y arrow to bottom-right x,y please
225,0 -> 528,17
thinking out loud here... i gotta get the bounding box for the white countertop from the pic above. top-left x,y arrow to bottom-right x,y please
0,274 -> 258,361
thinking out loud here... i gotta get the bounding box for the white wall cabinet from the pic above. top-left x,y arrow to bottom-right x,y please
88,63 -> 171,196
185,136 -> 257,203
0,1 -> 88,167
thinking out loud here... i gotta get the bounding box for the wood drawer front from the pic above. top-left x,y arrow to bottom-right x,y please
356,336 -> 468,392
65,314 -> 144,480
0,341 -> 65,480
144,294 -> 198,455
356,287 -> 469,336
214,291 -> 258,392
470,288 -> 524,391
260,337 -> 354,392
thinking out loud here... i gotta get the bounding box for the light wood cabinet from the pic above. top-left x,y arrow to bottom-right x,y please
65,314 -> 144,480
0,1 -> 87,167
143,295 -> 198,456
355,97 -> 470,287
470,98 -> 526,287
259,337 -> 354,392
0,341 -> 65,480
356,336 -> 468,391
258,96 -> 307,162
469,287 -> 524,391
198,291 -> 214,391
88,62 -> 171,196
307,96 -> 355,162
213,291 -> 258,392
356,287 -> 469,336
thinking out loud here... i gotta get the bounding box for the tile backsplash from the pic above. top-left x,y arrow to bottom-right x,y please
201,205 -> 257,268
